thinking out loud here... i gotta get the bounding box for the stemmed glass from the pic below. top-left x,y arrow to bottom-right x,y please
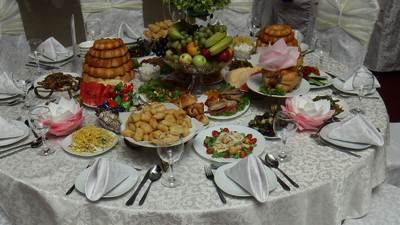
314,38 -> 332,70
29,106 -> 54,156
27,38 -> 43,76
157,132 -> 184,188
273,110 -> 299,163
85,20 -> 101,41
350,71 -> 375,115
247,15 -> 261,43
12,68 -> 33,110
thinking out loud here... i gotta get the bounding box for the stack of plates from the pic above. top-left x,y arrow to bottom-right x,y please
79,41 -> 94,57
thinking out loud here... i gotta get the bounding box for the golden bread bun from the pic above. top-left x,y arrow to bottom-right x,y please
85,53 -> 131,68
82,70 -> 135,83
93,38 -> 124,50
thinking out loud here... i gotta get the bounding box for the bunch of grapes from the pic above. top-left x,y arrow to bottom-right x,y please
152,35 -> 169,57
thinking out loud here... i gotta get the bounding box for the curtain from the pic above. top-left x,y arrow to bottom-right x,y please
0,0 -> 24,35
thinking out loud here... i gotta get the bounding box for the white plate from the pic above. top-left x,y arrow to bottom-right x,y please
79,41 -> 94,49
300,43 -> 309,52
61,128 -> 119,157
247,74 -> 310,98
34,72 -> 81,89
75,163 -> 139,198
105,36 -> 138,45
319,122 -> 371,149
308,71 -> 333,89
198,94 -> 250,120
120,103 -> 201,148
241,117 -> 279,139
215,161 -> 277,197
193,125 -> 266,163
30,49 -> 74,63
83,102 -> 98,108
0,94 -> 19,100
0,121 -> 30,147
332,78 -> 376,95
302,94 -> 349,119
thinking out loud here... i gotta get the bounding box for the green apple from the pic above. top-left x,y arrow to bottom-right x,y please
179,53 -> 192,65
192,55 -> 207,66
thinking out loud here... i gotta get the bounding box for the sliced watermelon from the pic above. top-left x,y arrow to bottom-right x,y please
80,82 -> 107,106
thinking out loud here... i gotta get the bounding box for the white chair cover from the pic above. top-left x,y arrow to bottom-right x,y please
386,122 -> 400,188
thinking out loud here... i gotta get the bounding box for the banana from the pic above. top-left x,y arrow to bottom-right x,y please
209,36 -> 233,56
205,32 -> 227,48
168,20 -> 186,40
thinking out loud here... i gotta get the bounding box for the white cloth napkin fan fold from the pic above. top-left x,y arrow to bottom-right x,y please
0,116 -> 24,139
85,157 -> 130,201
0,72 -> 24,95
328,114 -> 384,146
117,22 -> 139,39
224,154 -> 269,202
339,65 -> 381,91
38,37 -> 70,61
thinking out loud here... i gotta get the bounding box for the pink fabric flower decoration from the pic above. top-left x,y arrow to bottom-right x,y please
257,39 -> 300,71
281,96 -> 335,131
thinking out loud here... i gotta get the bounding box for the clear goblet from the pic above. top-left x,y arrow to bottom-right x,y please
12,67 -> 33,110
350,71 -> 375,115
27,38 -> 43,76
85,20 -> 101,41
247,15 -> 261,43
29,106 -> 54,156
314,38 -> 332,70
157,132 -> 184,188
273,110 -> 299,163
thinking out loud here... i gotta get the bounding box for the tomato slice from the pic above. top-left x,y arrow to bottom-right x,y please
249,147 -> 254,151
204,142 -> 208,148
206,149 -> 213,154
249,138 -> 257,144
239,151 -> 247,158
222,128 -> 229,133
224,154 -> 230,158
212,130 -> 220,137
245,134 -> 253,140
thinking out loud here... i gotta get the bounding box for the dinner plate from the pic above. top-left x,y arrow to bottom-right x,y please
247,74 -> 310,98
104,36 -> 138,45
30,48 -> 74,63
301,94 -> 349,119
0,94 -> 19,100
215,161 -> 277,197
319,122 -> 371,149
61,129 -> 119,157
34,72 -> 81,90
120,103 -> 202,148
332,78 -> 376,95
300,43 -> 309,52
79,40 -> 94,49
0,121 -> 30,148
241,117 -> 279,139
74,163 -> 139,198
198,94 -> 250,120
308,71 -> 333,89
193,125 -> 266,163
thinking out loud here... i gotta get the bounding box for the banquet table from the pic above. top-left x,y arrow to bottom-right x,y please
0,53 -> 389,225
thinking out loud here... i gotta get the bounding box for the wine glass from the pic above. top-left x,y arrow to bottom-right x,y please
12,67 -> 33,110
247,15 -> 261,43
314,38 -> 332,70
29,106 -> 54,156
172,9 -> 186,22
85,20 -> 101,41
157,132 -> 184,188
27,38 -> 43,76
350,71 -> 375,115
273,110 -> 299,163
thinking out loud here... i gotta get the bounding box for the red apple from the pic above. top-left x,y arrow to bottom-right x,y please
179,53 -> 192,65
202,48 -> 214,60
216,49 -> 231,62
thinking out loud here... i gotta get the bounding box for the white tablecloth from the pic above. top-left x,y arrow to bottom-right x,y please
0,54 -> 389,225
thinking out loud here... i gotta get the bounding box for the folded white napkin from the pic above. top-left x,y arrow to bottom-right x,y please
293,30 -> 303,45
328,115 -> 384,146
117,22 -> 139,39
0,116 -> 24,139
85,157 -> 130,201
47,97 -> 77,122
0,72 -> 24,95
339,65 -> 381,91
38,37 -> 70,61
224,154 -> 269,202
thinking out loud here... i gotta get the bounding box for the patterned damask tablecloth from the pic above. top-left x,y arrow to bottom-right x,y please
0,54 -> 389,225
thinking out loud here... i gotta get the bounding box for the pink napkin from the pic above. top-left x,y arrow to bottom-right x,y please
47,98 -> 84,136
256,39 -> 300,71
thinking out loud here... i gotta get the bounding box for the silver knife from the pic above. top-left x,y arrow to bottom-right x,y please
126,167 -> 151,206
0,141 -> 34,154
259,157 -> 290,191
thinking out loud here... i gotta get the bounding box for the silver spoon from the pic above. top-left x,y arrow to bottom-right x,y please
138,165 -> 162,206
265,154 -> 299,188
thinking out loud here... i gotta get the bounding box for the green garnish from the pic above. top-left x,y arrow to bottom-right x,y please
259,84 -> 286,96
138,78 -> 184,102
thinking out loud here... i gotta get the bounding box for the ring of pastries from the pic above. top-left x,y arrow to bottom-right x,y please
259,30 -> 295,44
265,24 -> 292,37
83,60 -> 134,79
88,45 -> 128,59
85,53 -> 131,68
93,38 -> 124,50
82,70 -> 135,83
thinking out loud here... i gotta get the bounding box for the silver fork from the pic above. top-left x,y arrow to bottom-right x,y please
310,134 -> 361,158
204,166 -> 226,204
66,159 -> 95,195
